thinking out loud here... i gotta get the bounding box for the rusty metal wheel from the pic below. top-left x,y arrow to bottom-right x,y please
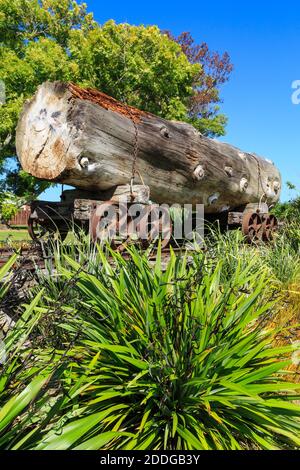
90,202 -> 119,244
116,204 -> 172,251
90,202 -> 134,252
28,217 -> 68,242
262,214 -> 278,241
134,205 -> 172,249
90,203 -> 173,250
242,212 -> 263,243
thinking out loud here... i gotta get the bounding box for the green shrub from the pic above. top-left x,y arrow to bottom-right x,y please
272,197 -> 300,222
261,224 -> 300,286
1,243 -> 300,450
31,245 -> 300,450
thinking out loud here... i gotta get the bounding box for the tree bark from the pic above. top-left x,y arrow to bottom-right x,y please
16,81 -> 281,214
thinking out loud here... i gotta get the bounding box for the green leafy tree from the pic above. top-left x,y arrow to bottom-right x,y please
272,182 -> 300,221
0,0 -> 232,199
68,22 -> 199,120
0,167 -> 51,199
0,0 -> 94,178
0,202 -> 18,226
167,31 -> 233,136
0,191 -> 25,226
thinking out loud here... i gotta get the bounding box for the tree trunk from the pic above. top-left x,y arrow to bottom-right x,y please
16,81 -> 281,214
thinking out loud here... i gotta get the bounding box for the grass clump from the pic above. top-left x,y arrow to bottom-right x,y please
0,240 -> 299,450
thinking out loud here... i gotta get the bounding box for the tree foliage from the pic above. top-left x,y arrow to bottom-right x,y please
69,21 -> 199,121
0,0 -> 232,198
0,190 -> 25,225
167,31 -> 233,136
272,182 -> 300,221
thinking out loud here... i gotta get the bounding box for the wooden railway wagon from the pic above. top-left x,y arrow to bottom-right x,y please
28,187 -> 278,246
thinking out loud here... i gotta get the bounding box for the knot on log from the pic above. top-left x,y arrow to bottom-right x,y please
266,178 -> 281,198
273,181 -> 280,194
208,192 -> 220,205
224,166 -> 233,177
80,157 -> 89,168
160,126 -> 170,138
240,178 -> 248,192
193,164 -> 205,181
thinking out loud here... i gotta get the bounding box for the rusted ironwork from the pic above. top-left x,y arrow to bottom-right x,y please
28,215 -> 68,242
262,214 -> 278,241
90,202 -> 173,251
242,211 -> 278,243
25,193 -> 279,248
242,212 -> 263,243
27,200 -> 71,242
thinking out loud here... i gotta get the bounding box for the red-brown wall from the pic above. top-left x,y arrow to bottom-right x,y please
9,205 -> 31,226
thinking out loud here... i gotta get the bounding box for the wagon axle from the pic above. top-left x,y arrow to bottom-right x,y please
27,189 -> 279,247
242,212 -> 278,243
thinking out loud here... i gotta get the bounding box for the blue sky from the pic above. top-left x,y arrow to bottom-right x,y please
42,0 -> 300,202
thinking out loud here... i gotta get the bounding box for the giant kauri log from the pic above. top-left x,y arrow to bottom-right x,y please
16,81 -> 281,213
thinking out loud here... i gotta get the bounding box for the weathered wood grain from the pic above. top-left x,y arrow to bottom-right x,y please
16,81 -> 281,214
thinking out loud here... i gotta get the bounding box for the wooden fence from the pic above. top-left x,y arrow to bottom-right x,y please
9,205 -> 31,226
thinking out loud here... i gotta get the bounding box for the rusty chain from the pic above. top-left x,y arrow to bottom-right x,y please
124,103 -> 139,197
250,153 -> 266,203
